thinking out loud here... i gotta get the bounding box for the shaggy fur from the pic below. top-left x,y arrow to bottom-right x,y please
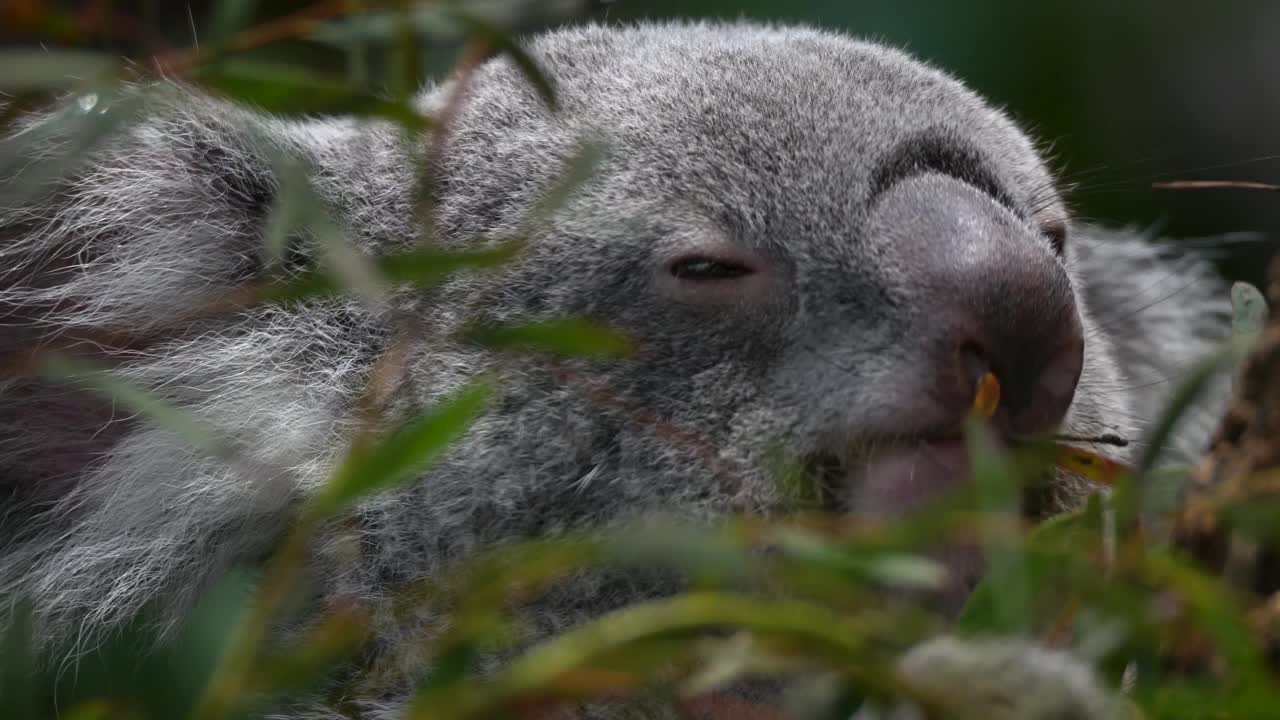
0,21 -> 1231,718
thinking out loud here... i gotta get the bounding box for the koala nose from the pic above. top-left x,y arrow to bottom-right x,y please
871,172 -> 1084,438
938,296 -> 1084,438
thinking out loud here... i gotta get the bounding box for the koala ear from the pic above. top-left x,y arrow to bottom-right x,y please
1068,225 -> 1233,464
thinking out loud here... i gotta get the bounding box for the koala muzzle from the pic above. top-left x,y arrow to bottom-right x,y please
873,172 -> 1084,441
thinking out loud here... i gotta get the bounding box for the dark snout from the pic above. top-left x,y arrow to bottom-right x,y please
872,173 -> 1083,439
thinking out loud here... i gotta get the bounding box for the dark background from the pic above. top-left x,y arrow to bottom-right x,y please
7,0 -> 1277,283
612,0 -> 1280,285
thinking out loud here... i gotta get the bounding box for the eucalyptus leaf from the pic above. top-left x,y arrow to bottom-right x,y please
462,317 -> 634,359
194,60 -> 431,130
315,380 -> 494,514
0,49 -> 117,92
0,599 -> 35,720
37,353 -> 230,459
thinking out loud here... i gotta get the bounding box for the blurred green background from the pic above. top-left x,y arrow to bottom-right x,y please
6,0 -> 1277,282
606,0 -> 1280,284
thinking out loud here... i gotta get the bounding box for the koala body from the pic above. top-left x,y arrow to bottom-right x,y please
0,21 -> 1230,719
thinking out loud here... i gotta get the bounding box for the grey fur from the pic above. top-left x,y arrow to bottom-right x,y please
0,20 -> 1231,718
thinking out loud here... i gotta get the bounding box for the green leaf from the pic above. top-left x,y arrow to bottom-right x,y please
962,418 -> 1031,634
380,242 -> 524,285
315,380 -> 494,514
406,592 -> 889,719
0,599 -> 35,720
0,82 -> 146,207
58,700 -> 114,720
0,49 -> 117,92
1230,280 -> 1268,361
205,0 -> 260,45
259,151 -> 312,270
251,604 -> 369,693
141,567 -> 260,719
1141,550 -> 1271,688
308,206 -> 390,309
258,242 -> 522,303
308,1 -> 587,48
193,60 -> 430,130
445,8 -> 558,110
1230,281 -> 1268,338
956,507 -> 1089,632
37,353 -> 230,459
462,318 -> 634,358
771,529 -> 946,592
530,141 -> 606,220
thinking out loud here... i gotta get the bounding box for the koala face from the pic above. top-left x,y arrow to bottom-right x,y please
369,23 -> 1131,608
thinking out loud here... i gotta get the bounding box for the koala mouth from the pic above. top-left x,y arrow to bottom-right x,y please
805,434 -> 1058,611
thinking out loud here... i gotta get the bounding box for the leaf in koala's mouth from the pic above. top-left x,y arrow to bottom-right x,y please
967,368 -> 1130,487
971,371 -> 1001,419
1053,446 -> 1129,487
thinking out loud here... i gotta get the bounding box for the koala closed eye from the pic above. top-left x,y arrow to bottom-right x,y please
668,255 -> 755,280
657,246 -> 779,304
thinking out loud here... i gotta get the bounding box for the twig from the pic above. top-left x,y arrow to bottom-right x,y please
1153,180 -> 1280,193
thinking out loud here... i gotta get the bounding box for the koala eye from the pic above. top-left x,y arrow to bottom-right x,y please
668,256 -> 756,280
1040,219 -> 1068,256
656,246 -> 777,305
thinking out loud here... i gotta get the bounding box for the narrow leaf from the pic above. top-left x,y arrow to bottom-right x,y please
257,242 -> 522,304
963,418 -> 1030,633
0,49 -> 117,92
0,599 -> 35,720
37,353 -> 229,459
462,318 -> 634,359
206,0 -> 260,45
316,380 -> 494,513
445,9 -> 558,110
251,604 -> 369,692
194,60 -> 430,130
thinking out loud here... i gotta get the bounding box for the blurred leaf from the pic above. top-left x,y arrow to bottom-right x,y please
143,567 -> 260,719
531,141 -> 606,220
1141,550 -> 1270,688
390,6 -> 425,101
37,352 -> 230,459
444,8 -> 558,110
462,318 -> 634,358
1230,280 -> 1268,361
0,49 -> 117,92
252,604 -> 369,693
259,151 -> 311,271
0,82 -> 145,207
408,592 -> 889,719
259,242 -> 523,303
206,0 -> 260,45
1133,345 -> 1234,478
308,207 -> 390,309
0,599 -> 35,720
1111,345 -> 1236,532
193,60 -> 431,130
381,241 -> 524,285
956,506 -> 1089,633
59,700 -> 113,720
308,0 -> 588,47
316,380 -> 494,514
771,529 -> 945,592
964,418 -> 1031,634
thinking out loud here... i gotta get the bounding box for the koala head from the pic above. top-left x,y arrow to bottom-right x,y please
356,22 -> 1131,612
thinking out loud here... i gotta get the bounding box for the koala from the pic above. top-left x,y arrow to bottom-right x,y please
0,20 -> 1232,720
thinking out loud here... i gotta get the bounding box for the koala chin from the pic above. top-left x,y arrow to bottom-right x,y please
0,19 -> 1231,719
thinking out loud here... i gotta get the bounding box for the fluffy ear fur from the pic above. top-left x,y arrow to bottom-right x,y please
1069,225 -> 1233,465
0,20 -> 1233,719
